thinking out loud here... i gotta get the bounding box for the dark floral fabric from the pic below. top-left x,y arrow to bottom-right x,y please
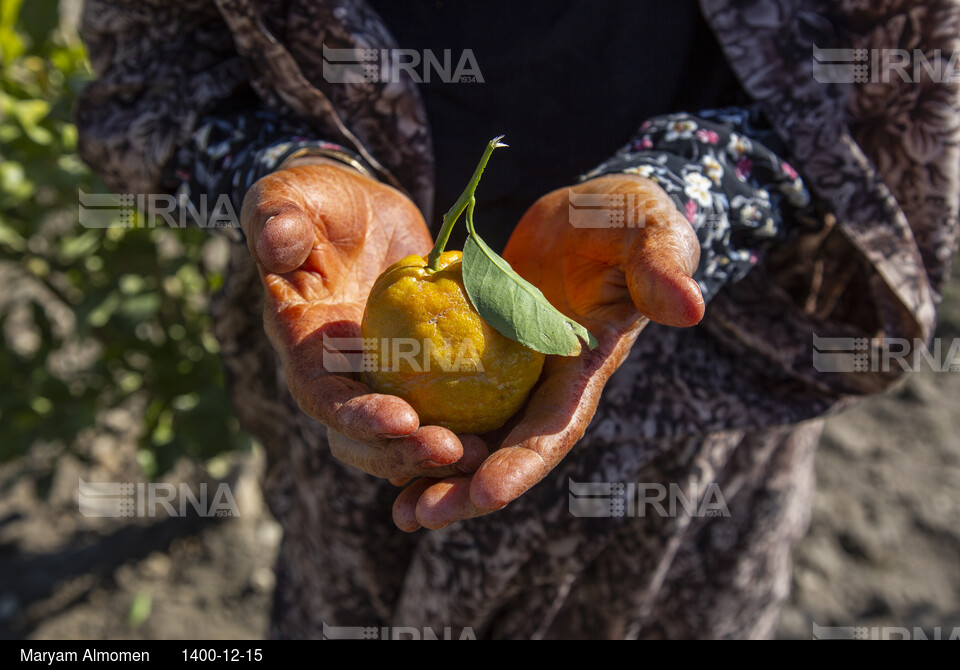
585,108 -> 818,302
75,0 -> 959,640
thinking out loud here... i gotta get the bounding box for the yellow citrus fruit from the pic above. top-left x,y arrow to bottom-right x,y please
360,250 -> 545,434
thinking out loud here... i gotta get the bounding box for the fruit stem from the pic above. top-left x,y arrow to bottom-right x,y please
426,136 -> 507,271
465,199 -> 477,236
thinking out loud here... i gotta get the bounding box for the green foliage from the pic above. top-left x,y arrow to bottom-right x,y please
0,1 -> 251,485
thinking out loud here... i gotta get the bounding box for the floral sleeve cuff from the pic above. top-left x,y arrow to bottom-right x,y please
581,107 -> 819,303
162,109 -> 373,241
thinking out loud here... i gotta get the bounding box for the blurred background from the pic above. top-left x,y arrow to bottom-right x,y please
1,0 -> 958,640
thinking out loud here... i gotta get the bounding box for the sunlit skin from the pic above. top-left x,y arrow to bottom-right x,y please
241,160 -> 703,531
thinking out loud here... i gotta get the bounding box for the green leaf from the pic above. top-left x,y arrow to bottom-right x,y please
428,135 -> 596,357
127,590 -> 152,628
0,0 -> 25,30
462,233 -> 597,356
12,99 -> 52,144
0,217 -> 26,251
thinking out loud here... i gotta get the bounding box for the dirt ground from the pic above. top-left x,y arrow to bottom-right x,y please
2,278 -> 959,640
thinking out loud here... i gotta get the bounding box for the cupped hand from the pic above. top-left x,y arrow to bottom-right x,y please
241,162 -> 487,480
393,174 -> 705,531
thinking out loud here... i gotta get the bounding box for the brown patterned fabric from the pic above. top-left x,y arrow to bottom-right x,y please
75,0 -> 957,639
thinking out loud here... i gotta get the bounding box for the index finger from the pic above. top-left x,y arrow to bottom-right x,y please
285,356 -> 421,442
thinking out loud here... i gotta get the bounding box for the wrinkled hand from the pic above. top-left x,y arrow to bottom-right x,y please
241,162 -> 487,481
392,174 -> 704,531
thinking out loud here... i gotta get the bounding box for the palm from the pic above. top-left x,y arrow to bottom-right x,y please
505,175 -> 703,334
243,163 -> 481,469
502,175 -> 706,425
391,175 -> 704,530
250,165 -> 432,358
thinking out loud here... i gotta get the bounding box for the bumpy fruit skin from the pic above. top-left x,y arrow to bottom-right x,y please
360,250 -> 545,434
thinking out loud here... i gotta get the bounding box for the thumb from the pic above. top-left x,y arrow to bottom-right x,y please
241,182 -> 313,274
625,200 -> 704,328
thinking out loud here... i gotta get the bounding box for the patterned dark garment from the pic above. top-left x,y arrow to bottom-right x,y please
584,108 -> 819,302
75,0 -> 958,639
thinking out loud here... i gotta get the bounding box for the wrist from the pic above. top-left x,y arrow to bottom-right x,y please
277,147 -> 376,181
